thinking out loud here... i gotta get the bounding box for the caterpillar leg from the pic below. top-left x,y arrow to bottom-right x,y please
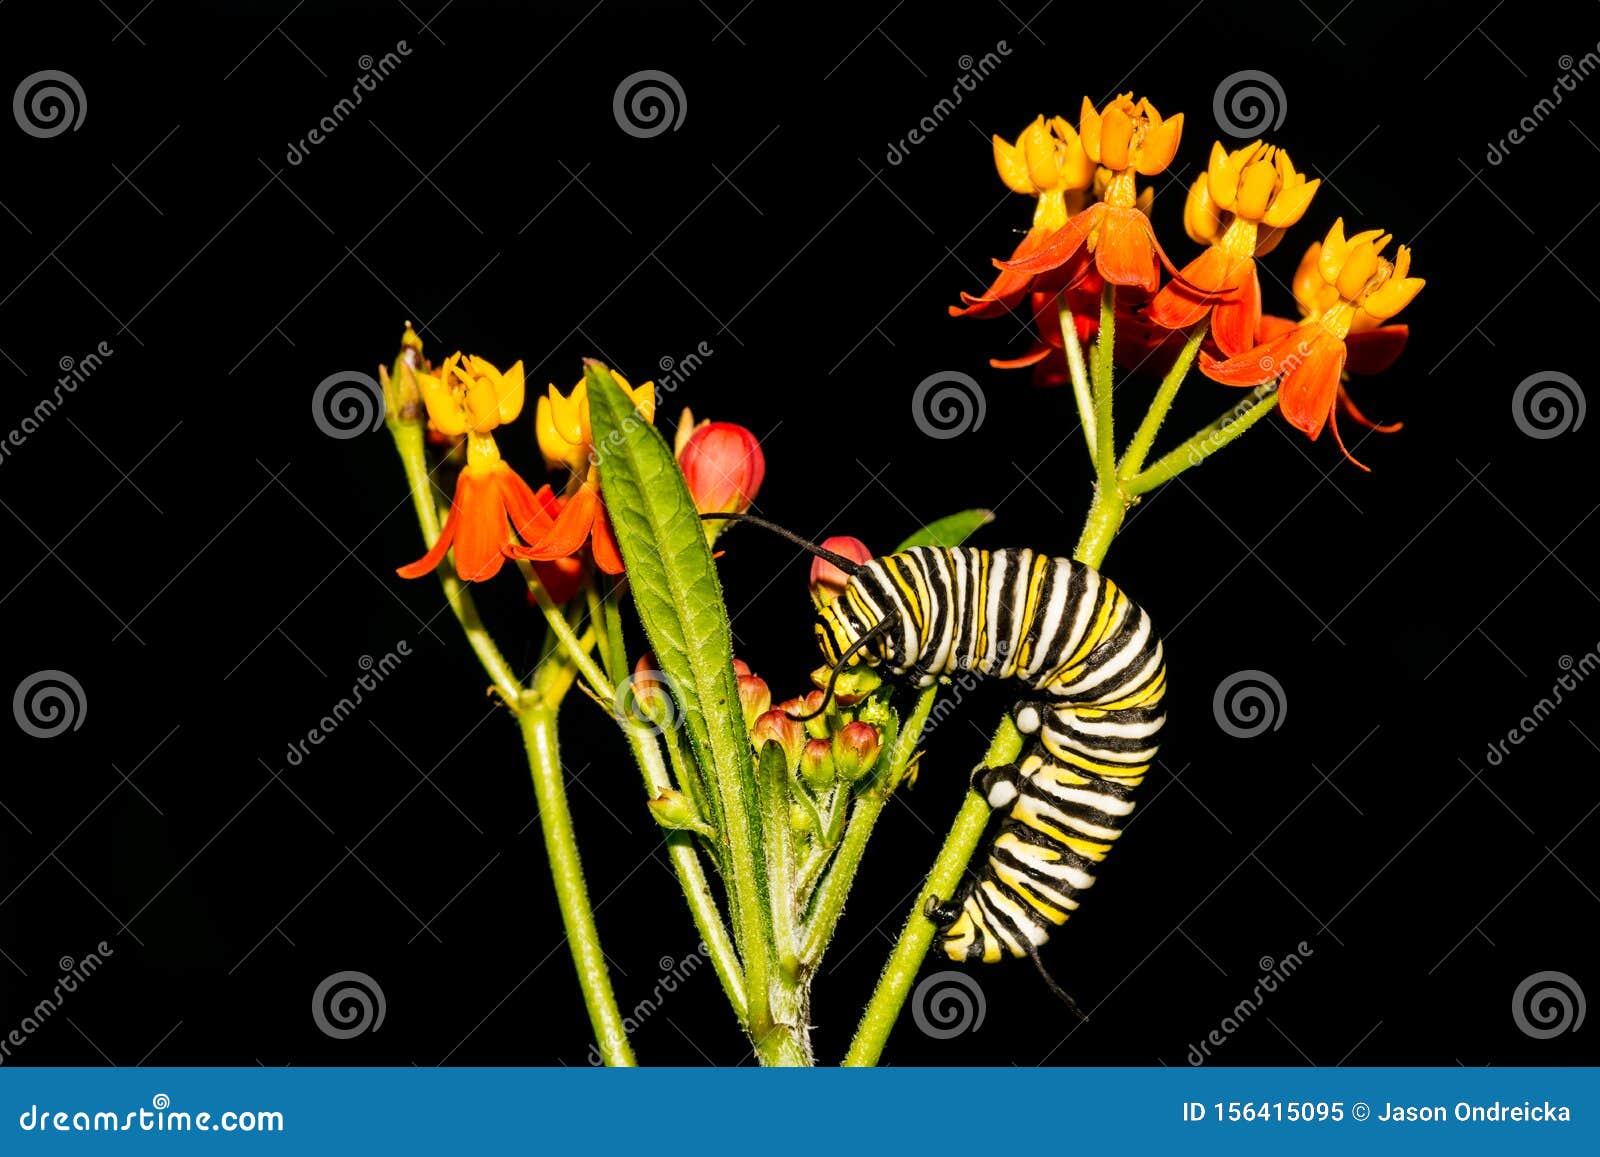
970,761 -> 1022,809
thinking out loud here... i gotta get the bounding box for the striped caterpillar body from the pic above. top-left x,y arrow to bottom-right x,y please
813,546 -> 1167,966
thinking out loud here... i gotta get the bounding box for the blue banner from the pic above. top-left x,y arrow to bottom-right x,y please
2,1068 -> 1595,1153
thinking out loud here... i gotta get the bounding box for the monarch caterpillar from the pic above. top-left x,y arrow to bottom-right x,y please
708,515 -> 1168,1006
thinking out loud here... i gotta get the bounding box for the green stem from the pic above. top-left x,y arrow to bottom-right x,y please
1072,477 -> 1127,571
527,576 -> 615,700
1091,284 -> 1117,489
389,417 -> 633,1066
519,704 -> 635,1066
626,727 -> 748,1019
1127,385 -> 1280,496
800,686 -> 937,966
388,420 -> 520,704
1058,292 -> 1096,461
1118,320 -> 1208,479
843,718 -> 1022,1067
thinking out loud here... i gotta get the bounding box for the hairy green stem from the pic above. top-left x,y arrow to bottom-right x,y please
1119,320 -> 1208,479
843,718 -> 1022,1067
800,686 -> 937,966
1058,292 -> 1097,460
1091,284 -> 1118,489
1127,385 -> 1280,495
519,704 -> 635,1066
626,727 -> 748,1019
389,416 -> 634,1066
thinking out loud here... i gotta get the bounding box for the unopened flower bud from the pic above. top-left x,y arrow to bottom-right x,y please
647,790 -> 716,839
833,722 -> 883,783
751,709 -> 805,769
779,691 -> 830,739
382,321 -> 426,423
627,655 -> 672,728
738,674 -> 772,731
732,658 -> 752,677
799,738 -> 835,790
809,536 -> 873,608
810,663 -> 882,706
679,421 -> 766,539
789,802 -> 814,834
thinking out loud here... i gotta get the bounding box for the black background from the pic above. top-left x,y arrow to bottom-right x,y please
2,0 -> 1597,1068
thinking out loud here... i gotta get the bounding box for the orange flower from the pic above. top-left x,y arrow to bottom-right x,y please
1148,141 -> 1319,354
951,115 -> 1095,318
397,353 -> 591,583
999,94 -> 1184,294
1201,221 -> 1422,467
506,368 -> 656,578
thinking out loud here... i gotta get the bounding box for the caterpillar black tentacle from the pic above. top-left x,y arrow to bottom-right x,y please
812,546 -> 1167,967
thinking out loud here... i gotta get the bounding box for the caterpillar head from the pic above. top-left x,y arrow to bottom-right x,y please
814,579 -> 894,670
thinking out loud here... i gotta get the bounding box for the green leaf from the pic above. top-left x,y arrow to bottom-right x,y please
893,508 -> 994,553
585,362 -> 772,974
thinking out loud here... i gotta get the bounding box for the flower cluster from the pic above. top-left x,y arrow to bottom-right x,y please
954,94 -> 1424,466
388,328 -> 765,598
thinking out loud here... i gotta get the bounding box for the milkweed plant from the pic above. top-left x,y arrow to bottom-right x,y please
373,89 -> 1423,1066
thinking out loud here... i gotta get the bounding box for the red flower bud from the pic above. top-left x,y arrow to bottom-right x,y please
750,708 -> 805,768
679,422 -> 766,518
737,674 -> 772,731
732,658 -> 752,677
809,535 -> 873,608
833,721 -> 883,783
